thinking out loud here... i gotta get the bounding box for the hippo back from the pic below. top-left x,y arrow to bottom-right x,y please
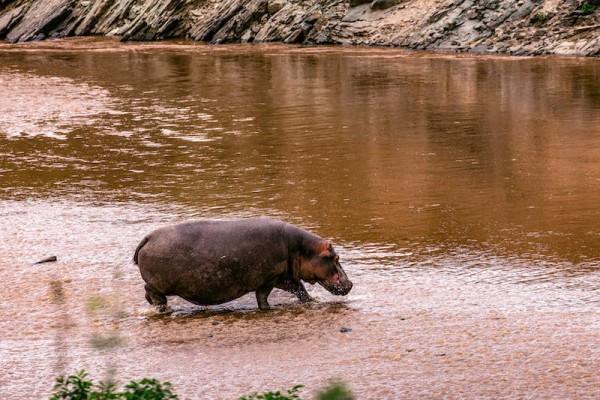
136,218 -> 290,305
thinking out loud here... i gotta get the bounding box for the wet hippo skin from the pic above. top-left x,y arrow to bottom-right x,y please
133,217 -> 353,310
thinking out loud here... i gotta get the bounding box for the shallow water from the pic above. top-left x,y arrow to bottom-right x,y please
0,38 -> 599,399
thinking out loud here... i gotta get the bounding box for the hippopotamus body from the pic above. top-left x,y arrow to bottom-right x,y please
133,218 -> 352,310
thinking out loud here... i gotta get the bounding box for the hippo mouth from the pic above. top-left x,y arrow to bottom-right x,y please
319,280 -> 353,296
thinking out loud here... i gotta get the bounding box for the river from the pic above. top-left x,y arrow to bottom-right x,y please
0,37 -> 599,399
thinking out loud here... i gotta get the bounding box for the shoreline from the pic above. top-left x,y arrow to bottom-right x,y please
0,35 -> 597,61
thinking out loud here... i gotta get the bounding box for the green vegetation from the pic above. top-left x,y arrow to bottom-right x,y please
530,12 -> 549,26
50,371 -> 177,400
240,382 -> 354,400
314,382 -> 354,400
50,372 -> 354,400
579,2 -> 597,15
239,385 -> 303,400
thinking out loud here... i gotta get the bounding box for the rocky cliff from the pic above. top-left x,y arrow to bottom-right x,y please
0,0 -> 599,55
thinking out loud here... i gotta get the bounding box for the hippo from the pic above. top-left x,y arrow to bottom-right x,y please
133,218 -> 353,310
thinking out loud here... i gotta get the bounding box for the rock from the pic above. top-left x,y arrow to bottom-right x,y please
370,0 -> 401,11
241,28 -> 252,42
267,0 -> 285,15
339,327 -> 352,333
304,11 -> 320,24
33,255 -> 58,264
119,0 -> 185,41
210,0 -> 268,43
0,0 -> 598,56
466,9 -> 479,20
349,0 -> 371,8
0,4 -> 26,39
6,0 -> 74,43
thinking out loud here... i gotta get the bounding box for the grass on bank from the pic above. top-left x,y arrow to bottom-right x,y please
580,1 -> 597,14
49,371 -> 354,400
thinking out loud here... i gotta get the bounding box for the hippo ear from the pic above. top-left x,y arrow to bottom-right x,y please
316,241 -> 331,256
319,250 -> 332,258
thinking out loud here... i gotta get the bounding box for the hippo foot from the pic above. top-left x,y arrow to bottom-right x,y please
298,294 -> 315,304
256,284 -> 273,310
144,284 -> 167,309
156,304 -> 171,313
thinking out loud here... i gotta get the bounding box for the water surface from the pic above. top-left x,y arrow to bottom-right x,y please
0,38 -> 599,399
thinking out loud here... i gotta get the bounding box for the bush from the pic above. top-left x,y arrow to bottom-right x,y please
51,371 -> 94,400
239,385 -> 303,400
49,371 -> 177,400
238,382 -> 354,400
315,382 -> 354,400
580,2 -> 597,14
51,372 -> 354,400
530,12 -> 548,25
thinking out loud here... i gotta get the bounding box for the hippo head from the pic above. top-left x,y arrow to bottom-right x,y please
300,241 -> 353,296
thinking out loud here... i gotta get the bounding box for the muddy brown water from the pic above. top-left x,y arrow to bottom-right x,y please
0,38 -> 599,399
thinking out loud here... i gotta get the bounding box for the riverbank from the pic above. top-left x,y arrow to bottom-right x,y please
0,0 -> 599,56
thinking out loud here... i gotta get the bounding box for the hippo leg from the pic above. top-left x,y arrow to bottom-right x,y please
144,284 -> 167,311
276,279 -> 313,303
256,283 -> 274,310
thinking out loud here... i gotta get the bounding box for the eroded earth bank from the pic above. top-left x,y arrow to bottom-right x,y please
1,0 -> 600,55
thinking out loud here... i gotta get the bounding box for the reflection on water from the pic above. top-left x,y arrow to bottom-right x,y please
1,40 -> 600,262
0,39 -> 599,399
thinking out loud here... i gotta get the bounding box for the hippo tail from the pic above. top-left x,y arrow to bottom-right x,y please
133,236 -> 150,265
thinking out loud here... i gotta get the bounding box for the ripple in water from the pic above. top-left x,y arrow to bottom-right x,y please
0,71 -> 114,139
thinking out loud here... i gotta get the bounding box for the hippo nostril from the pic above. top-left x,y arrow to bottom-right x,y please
343,281 -> 353,293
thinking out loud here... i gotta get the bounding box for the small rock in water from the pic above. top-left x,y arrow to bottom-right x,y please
33,255 -> 57,264
340,327 -> 352,333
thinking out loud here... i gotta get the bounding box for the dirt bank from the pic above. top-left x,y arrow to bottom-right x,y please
0,0 -> 599,55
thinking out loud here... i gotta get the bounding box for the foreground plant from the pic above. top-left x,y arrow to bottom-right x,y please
238,382 -> 354,400
51,371 -> 353,400
49,371 -> 177,400
50,371 -> 93,400
239,384 -> 303,400
314,382 -> 354,400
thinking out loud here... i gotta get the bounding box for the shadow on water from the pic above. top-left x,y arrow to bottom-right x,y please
145,300 -> 355,321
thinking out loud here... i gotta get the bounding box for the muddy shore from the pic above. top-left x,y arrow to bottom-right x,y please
1,0 -> 599,56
